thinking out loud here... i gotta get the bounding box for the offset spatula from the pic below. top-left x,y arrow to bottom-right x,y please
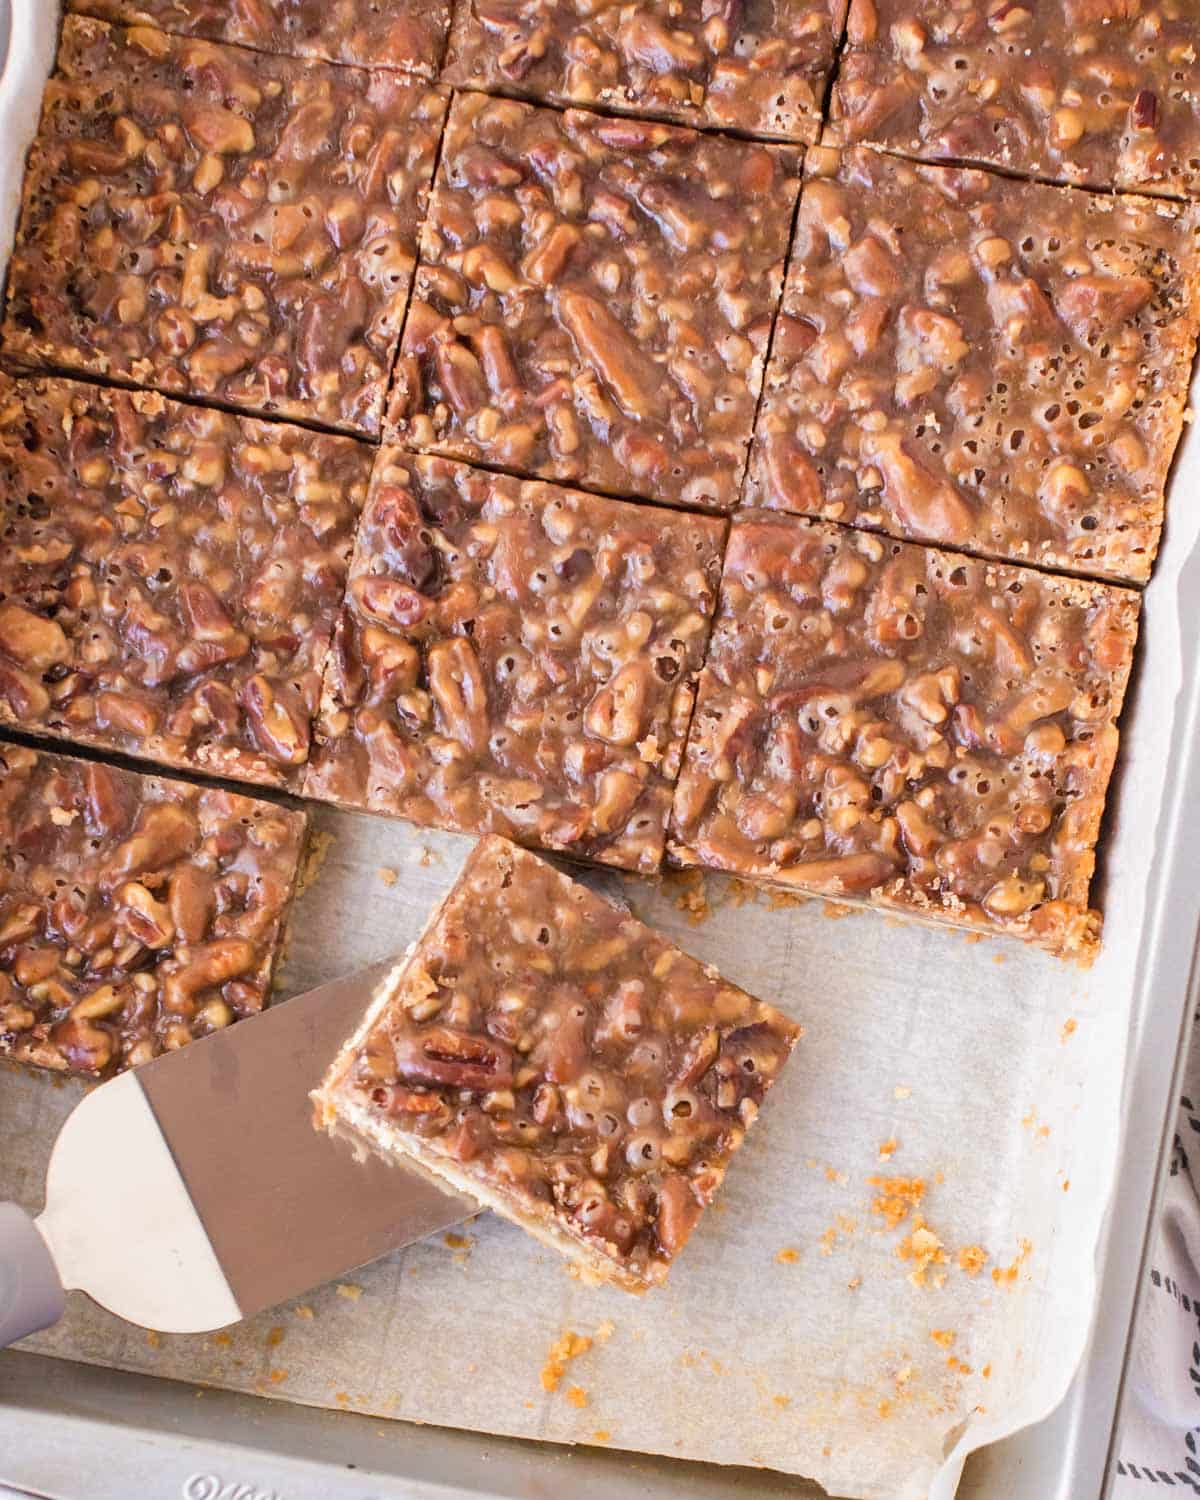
0,962 -> 473,1347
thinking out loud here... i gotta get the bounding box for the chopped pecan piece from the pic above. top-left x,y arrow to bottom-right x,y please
314,836 -> 800,1291
305,451 -> 725,875
0,745 -> 304,1078
669,514 -> 1140,961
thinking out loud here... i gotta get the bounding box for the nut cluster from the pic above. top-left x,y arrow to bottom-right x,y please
0,373 -> 371,788
389,92 -> 801,511
320,835 -> 801,1291
748,145 -> 1200,584
0,745 -> 305,1077
71,0 -> 451,75
2,17 -> 448,436
306,451 -> 725,873
444,0 -> 847,142
830,0 -> 1200,198
670,513 -> 1139,958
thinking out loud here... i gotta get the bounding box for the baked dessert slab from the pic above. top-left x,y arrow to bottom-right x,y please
443,0 -> 848,143
304,451 -> 725,874
829,0 -> 1200,199
1,17 -> 448,437
387,92 -> 802,513
669,513 -> 1140,960
69,0 -> 451,76
0,744 -> 306,1077
313,835 -> 801,1291
746,145 -> 1200,585
0,372 -> 371,789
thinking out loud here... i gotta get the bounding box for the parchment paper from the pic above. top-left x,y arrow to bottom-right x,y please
0,6 -> 1197,1496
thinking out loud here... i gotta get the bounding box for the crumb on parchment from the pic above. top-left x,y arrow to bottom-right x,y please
296,830 -> 335,897
992,1240 -> 1033,1288
958,1245 -> 988,1276
897,1217 -> 947,1288
878,1137 -> 899,1161
293,1305 -> 314,1320
931,1329 -> 955,1349
266,1326 -> 284,1347
1060,1017 -> 1078,1043
868,1175 -> 926,1230
566,1385 -> 589,1408
894,1085 -> 911,1100
541,1330 -> 593,1393
592,1430 -> 612,1443
776,1247 -> 800,1265
378,866 -> 397,887
336,1283 -> 364,1302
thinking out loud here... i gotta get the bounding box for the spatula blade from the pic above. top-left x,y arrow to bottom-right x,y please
37,962 -> 474,1333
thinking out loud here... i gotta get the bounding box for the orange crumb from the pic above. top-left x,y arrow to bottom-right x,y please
982,1364 -> 993,1379
765,888 -> 809,911
1063,1179 -> 1071,1192
594,1320 -> 615,1343
991,1240 -> 1033,1289
965,932 -> 984,944
877,1399 -> 892,1418
444,1232 -> 472,1249
378,866 -> 397,887
992,953 -> 1006,964
1059,1018 -> 1077,1043
819,1226 -> 837,1256
825,1165 -> 848,1184
1036,1124 -> 1051,1140
336,1283 -> 363,1301
947,1356 -> 973,1375
146,1331 -> 161,1349
878,1137 -> 899,1161
541,1330 -> 593,1393
868,1175 -> 926,1230
211,1332 -> 232,1348
957,1245 -> 988,1276
667,870 -> 711,925
776,1247 -> 800,1264
894,1085 -> 912,1100
1021,1108 -> 1037,1129
266,1326 -> 284,1348
592,1430 -> 612,1443
269,1368 -> 288,1385
930,1329 -> 955,1349
897,1216 -> 947,1286
334,1392 -> 350,1406
822,901 -> 855,920
847,1276 -> 862,1290
773,1394 -> 792,1409
566,1386 -> 589,1409
293,1305 -> 314,1320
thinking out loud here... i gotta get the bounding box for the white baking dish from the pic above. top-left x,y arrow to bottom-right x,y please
1,2 -> 1199,1497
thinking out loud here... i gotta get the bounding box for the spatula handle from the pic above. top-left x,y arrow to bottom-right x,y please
0,1203 -> 65,1348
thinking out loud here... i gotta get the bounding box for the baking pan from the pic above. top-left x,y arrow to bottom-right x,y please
2,1 -> 1200,1496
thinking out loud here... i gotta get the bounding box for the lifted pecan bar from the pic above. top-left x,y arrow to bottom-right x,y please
388,93 -> 801,512
1,18 -> 448,437
314,836 -> 800,1291
305,452 -> 725,874
830,0 -> 1200,198
670,514 -> 1139,959
747,147 -> 1200,584
443,0 -> 847,143
70,0 -> 450,76
0,373 -> 371,788
0,745 -> 305,1077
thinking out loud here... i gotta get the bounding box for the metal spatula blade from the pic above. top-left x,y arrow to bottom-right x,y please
0,963 -> 474,1344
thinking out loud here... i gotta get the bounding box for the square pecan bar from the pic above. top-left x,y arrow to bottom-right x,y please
314,835 -> 801,1291
670,514 -> 1139,959
746,146 -> 1200,585
0,745 -> 305,1077
0,372 -> 371,789
305,452 -> 725,874
829,0 -> 1200,198
443,0 -> 847,143
388,93 -> 801,512
1,18 -> 447,437
69,0 -> 450,75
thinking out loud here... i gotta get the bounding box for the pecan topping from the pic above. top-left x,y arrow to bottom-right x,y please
0,745 -> 304,1078
670,515 -> 1139,960
315,837 -> 800,1291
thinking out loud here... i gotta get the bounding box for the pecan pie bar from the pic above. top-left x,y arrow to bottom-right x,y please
313,835 -> 801,1291
829,0 -> 1200,198
1,17 -> 447,436
70,0 -> 451,76
0,372 -> 371,789
443,0 -> 847,143
388,92 -> 801,512
746,146 -> 1200,584
305,451 -> 725,874
0,745 -> 305,1077
669,514 -> 1139,959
